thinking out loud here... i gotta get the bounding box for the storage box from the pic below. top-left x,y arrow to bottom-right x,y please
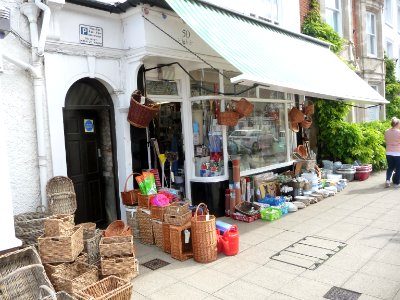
231,212 -> 260,223
260,207 -> 281,221
100,255 -> 137,276
99,236 -> 134,258
74,275 -> 132,300
150,204 -> 169,221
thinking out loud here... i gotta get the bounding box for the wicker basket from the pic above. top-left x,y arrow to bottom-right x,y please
300,117 -> 312,129
165,202 -> 189,215
127,96 -> 160,129
0,264 -> 54,300
164,211 -> 191,226
170,222 -> 193,261
162,223 -> 171,254
137,208 -> 154,245
52,262 -> 98,295
120,173 -> 141,206
304,101 -> 314,115
0,246 -> 43,278
288,107 -> 305,123
44,214 -> 75,237
218,111 -> 240,127
46,176 -> 77,215
14,207 -> 50,247
79,222 -> 96,239
191,203 -> 217,263
39,226 -> 84,263
100,255 -> 137,276
125,206 -> 139,239
99,236 -> 134,258
74,275 -> 133,300
234,98 -> 254,117
152,220 -> 163,249
40,287 -> 76,300
150,204 -> 169,221
104,220 -> 132,237
137,193 -> 156,209
83,229 -> 102,265
116,261 -> 139,281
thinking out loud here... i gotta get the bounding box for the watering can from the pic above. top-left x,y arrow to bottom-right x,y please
218,225 -> 239,256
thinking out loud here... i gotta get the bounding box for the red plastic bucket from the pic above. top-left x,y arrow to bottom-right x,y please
220,225 -> 239,256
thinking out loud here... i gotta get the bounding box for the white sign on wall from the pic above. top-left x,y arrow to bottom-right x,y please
79,24 -> 103,47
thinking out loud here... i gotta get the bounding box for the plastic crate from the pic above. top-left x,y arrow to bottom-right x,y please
258,196 -> 285,206
260,207 -> 281,221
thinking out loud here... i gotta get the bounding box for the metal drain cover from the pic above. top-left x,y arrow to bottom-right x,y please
270,235 -> 347,270
141,258 -> 170,270
324,286 -> 361,300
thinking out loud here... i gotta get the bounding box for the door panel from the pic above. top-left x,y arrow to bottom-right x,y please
63,110 -> 105,224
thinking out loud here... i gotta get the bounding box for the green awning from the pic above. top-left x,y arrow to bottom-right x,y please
165,0 -> 388,104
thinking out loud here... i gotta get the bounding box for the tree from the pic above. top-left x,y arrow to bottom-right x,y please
384,56 -> 400,119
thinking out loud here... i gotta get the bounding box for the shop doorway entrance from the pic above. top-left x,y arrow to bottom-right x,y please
63,78 -> 119,225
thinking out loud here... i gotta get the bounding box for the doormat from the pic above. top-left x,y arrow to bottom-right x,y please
270,235 -> 347,270
141,258 -> 170,271
324,286 -> 361,300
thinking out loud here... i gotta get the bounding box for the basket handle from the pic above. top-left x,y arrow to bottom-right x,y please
39,285 -> 57,300
124,172 -> 141,192
194,203 -> 208,221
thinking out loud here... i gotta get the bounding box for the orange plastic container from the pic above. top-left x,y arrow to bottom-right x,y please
218,225 -> 239,256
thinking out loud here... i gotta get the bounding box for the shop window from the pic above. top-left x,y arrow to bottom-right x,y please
190,68 -> 220,97
366,12 -> 377,56
325,0 -> 342,35
223,71 -> 257,98
385,0 -> 393,26
192,100 -> 224,177
226,101 -> 287,172
146,80 -> 179,96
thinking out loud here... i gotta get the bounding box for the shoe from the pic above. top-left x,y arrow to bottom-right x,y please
394,184 -> 400,189
385,182 -> 391,188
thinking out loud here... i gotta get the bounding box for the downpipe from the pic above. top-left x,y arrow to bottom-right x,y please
34,0 -> 50,56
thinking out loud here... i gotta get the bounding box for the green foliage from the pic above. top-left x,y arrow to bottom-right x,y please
301,0 -> 343,53
385,56 -> 400,119
313,99 -> 350,125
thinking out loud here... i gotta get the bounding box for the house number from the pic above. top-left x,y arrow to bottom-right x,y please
179,29 -> 192,46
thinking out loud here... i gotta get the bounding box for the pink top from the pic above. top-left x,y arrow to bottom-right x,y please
385,128 -> 400,153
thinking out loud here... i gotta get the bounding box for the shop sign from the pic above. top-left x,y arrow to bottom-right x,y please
84,119 -> 95,133
79,24 -> 103,47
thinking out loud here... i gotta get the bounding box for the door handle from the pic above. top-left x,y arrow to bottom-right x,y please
98,148 -> 102,158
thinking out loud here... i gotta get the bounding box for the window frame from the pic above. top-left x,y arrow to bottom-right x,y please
366,12 -> 378,57
385,0 -> 393,26
325,0 -> 342,35
386,39 -> 394,58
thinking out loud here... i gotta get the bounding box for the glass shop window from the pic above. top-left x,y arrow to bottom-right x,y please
223,71 -> 257,98
192,100 -> 224,177
190,68 -> 220,97
226,101 -> 287,172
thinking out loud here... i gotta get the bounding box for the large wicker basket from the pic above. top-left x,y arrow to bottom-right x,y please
46,176 -> 77,215
0,246 -> 43,278
191,203 -> 217,263
120,173 -> 141,206
100,255 -> 137,276
127,97 -> 160,128
152,220 -> 163,249
44,214 -> 75,237
99,236 -> 134,258
165,202 -> 189,215
218,111 -> 240,127
52,262 -> 98,295
74,275 -> 133,300
137,193 -> 156,209
125,206 -> 139,239
234,98 -> 254,117
39,226 -> 84,263
150,204 -> 169,221
137,208 -> 154,245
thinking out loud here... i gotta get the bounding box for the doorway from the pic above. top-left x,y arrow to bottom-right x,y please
63,78 -> 119,225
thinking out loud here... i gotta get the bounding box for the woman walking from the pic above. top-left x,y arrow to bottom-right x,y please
384,117 -> 400,188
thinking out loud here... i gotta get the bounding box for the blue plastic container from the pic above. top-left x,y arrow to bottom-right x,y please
216,220 -> 233,235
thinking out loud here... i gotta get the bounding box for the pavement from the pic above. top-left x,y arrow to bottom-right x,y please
131,171 -> 400,300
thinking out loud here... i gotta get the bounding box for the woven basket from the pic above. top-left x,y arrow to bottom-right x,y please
76,252 -> 88,264
83,229 -> 101,265
120,173 -> 141,206
74,275 -> 133,300
125,206 -> 139,239
218,111 -> 240,127
191,203 -> 217,263
234,98 -> 254,117
0,264 -> 54,300
40,287 -> 75,300
304,101 -> 314,115
52,262 -> 98,295
46,176 -> 77,215
127,97 -> 160,128
150,204 -> 169,221
162,223 -> 171,253
14,207 -> 50,247
170,222 -> 193,261
137,208 -> 154,245
152,220 -> 163,249
79,222 -> 96,239
300,117 -> 312,129
165,202 -> 189,215
104,220 -> 132,237
116,261 -> 139,281
137,193 -> 156,209
100,255 -> 137,276
39,226 -> 84,263
288,107 -> 305,123
44,214 -> 75,237
99,236 -> 134,258
0,246 -> 42,278
164,211 -> 191,226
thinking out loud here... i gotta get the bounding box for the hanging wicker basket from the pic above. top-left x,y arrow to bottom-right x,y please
218,111 -> 240,127
120,173 -> 141,206
234,98 -> 254,117
127,96 -> 160,128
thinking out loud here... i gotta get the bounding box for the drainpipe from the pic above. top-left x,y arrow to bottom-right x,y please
20,1 -> 50,208
34,0 -> 50,56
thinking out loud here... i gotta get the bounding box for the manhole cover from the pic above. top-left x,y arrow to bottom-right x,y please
324,286 -> 361,300
270,235 -> 347,270
141,258 -> 170,270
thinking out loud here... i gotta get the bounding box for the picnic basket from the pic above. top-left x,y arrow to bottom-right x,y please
120,173 -> 141,206
46,176 -> 77,215
191,203 -> 217,263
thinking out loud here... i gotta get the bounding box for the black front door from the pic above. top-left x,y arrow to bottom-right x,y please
63,109 -> 105,224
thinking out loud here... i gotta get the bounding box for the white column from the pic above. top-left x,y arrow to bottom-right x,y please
0,109 -> 22,252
